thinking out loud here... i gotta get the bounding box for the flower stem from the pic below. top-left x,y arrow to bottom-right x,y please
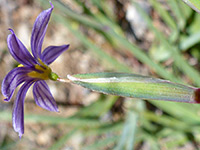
57,77 -> 71,83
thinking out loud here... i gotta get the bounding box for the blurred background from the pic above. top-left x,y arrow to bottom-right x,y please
1,0 -> 200,149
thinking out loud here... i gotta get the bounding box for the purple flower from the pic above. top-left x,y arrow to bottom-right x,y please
1,2 -> 69,138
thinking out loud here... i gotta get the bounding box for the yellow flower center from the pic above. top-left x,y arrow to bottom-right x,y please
27,59 -> 52,80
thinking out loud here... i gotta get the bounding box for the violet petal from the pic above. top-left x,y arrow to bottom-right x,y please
41,44 -> 69,65
12,80 -> 34,138
1,67 -> 34,102
7,29 -> 36,66
33,80 -> 58,112
31,3 -> 53,59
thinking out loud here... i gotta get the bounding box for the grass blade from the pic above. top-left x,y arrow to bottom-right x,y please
115,111 -> 138,150
48,129 -> 77,150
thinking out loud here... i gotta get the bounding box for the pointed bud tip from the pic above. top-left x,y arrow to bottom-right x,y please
4,98 -> 9,102
49,1 -> 54,9
194,88 -> 200,103
18,132 -> 23,139
8,28 -> 14,34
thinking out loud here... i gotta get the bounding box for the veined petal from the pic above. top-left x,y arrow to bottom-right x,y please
12,80 -> 34,138
7,29 -> 36,66
2,67 -> 34,102
31,2 -> 54,59
41,44 -> 69,65
33,80 -> 58,112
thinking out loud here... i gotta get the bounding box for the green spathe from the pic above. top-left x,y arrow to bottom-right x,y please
67,72 -> 199,103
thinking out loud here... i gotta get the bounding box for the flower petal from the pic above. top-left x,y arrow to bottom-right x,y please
33,80 -> 58,112
41,44 -> 69,65
12,80 -> 34,138
7,29 -> 36,66
1,67 -> 34,102
31,2 -> 54,59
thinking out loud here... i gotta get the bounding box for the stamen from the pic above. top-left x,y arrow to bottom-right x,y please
27,59 -> 52,80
